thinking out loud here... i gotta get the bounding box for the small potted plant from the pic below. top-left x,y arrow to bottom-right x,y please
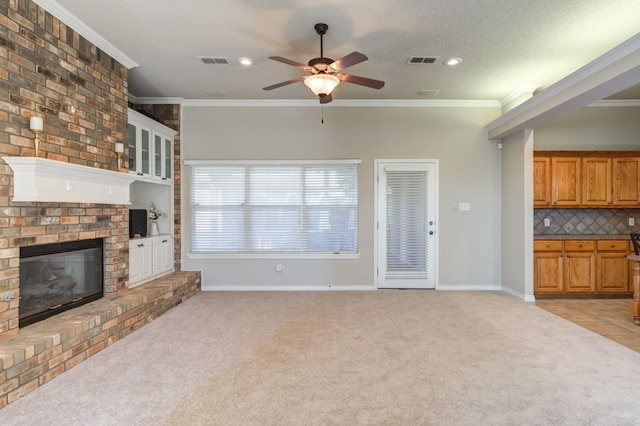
148,202 -> 166,236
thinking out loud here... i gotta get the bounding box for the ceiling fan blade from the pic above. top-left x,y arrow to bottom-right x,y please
329,51 -> 368,72
268,56 -> 311,71
263,77 -> 305,91
338,73 -> 385,89
319,93 -> 333,104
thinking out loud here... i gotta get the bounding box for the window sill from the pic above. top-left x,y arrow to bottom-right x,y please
187,253 -> 360,260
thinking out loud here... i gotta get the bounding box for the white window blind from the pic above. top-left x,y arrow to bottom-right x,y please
189,161 -> 359,254
385,169 -> 428,278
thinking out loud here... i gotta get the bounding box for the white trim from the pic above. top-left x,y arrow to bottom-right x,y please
500,285 -> 536,302
187,253 -> 360,260
130,96 -> 185,105
201,284 -> 376,291
437,284 -> 502,291
500,85 -> 540,107
32,0 -> 138,69
185,159 -> 362,166
182,99 -> 501,108
589,99 -> 640,107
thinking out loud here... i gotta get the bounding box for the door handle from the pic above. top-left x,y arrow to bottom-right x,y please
429,231 -> 434,235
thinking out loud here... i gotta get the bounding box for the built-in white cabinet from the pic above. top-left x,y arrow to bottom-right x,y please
127,108 -> 176,288
129,235 -> 174,288
128,109 -> 175,183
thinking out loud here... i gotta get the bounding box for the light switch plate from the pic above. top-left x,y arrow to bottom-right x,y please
459,202 -> 471,211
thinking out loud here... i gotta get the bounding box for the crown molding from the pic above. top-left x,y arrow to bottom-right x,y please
589,99 -> 640,107
129,96 -> 185,105
181,99 -> 501,108
500,85 -> 540,107
32,0 -> 138,69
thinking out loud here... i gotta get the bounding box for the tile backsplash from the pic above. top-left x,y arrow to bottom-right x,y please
534,208 -> 640,235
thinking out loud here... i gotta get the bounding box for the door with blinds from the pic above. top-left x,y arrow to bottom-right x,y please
376,160 -> 437,289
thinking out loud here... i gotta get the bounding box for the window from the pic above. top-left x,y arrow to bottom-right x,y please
187,160 -> 359,256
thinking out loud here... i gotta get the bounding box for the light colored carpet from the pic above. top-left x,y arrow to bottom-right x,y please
1,290 -> 639,425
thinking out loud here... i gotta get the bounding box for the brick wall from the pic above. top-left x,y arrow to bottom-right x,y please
0,0 -> 129,340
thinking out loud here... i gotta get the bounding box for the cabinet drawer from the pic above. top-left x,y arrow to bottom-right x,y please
564,240 -> 595,251
534,240 -> 563,251
597,240 -> 629,251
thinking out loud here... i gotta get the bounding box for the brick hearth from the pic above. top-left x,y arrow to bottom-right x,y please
0,271 -> 200,408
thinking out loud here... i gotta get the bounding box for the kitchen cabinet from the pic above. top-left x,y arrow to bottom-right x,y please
534,152 -> 640,208
534,238 -> 634,296
551,157 -> 581,206
612,157 -> 640,206
129,235 -> 174,288
534,240 -> 563,294
582,157 -> 612,206
563,240 -> 595,293
596,240 -> 630,293
533,157 -> 551,207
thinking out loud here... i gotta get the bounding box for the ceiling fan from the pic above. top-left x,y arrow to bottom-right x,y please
263,23 -> 385,104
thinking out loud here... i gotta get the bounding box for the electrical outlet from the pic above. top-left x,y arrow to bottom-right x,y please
275,264 -> 283,272
544,218 -> 551,227
630,218 -> 635,226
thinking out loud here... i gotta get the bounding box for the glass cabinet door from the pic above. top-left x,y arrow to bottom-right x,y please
154,134 -> 162,179
127,123 -> 137,173
164,137 -> 172,180
141,128 -> 150,175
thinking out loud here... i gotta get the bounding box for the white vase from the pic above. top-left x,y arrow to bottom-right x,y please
150,220 -> 159,236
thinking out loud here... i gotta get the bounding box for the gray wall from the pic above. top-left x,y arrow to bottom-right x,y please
181,105 -> 502,290
534,106 -> 640,150
501,130 -> 533,299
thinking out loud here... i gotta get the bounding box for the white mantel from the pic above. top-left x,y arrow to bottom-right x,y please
4,157 -> 135,204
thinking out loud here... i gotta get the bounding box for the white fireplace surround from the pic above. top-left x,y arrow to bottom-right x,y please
4,157 -> 135,204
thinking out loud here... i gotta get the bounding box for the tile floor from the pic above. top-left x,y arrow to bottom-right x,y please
536,298 -> 640,353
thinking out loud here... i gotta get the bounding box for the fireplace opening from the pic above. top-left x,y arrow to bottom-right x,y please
19,238 -> 104,327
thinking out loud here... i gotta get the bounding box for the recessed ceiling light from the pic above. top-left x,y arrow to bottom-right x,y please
444,57 -> 462,66
239,57 -> 254,66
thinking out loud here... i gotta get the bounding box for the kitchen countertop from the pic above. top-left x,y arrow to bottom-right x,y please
534,234 -> 631,240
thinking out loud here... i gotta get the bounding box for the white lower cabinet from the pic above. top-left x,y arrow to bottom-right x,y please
129,235 -> 174,288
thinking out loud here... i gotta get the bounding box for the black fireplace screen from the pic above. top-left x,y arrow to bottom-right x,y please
19,239 -> 104,327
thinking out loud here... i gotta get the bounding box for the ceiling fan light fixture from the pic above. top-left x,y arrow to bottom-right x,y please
304,73 -> 340,96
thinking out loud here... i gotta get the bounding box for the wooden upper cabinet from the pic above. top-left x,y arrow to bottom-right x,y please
612,157 -> 640,206
551,157 -> 581,206
582,157 -> 612,206
533,157 -> 551,207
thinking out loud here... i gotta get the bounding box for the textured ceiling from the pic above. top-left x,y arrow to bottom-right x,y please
50,0 -> 640,102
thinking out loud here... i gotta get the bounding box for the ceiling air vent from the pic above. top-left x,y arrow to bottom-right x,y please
418,89 -> 440,97
198,56 -> 229,64
408,56 -> 440,64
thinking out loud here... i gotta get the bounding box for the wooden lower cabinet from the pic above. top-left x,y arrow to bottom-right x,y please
534,239 -> 633,296
564,241 -> 595,293
596,240 -> 630,293
534,241 -> 563,294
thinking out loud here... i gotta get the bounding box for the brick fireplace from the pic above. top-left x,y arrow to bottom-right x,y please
0,1 -> 132,340
0,2 -> 200,409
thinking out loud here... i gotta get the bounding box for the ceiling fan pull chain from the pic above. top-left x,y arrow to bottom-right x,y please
321,104 -> 324,124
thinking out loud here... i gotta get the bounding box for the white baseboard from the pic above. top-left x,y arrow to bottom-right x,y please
201,284 -> 376,291
436,284 -> 502,291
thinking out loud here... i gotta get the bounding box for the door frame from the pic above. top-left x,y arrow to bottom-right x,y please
373,159 -> 439,289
